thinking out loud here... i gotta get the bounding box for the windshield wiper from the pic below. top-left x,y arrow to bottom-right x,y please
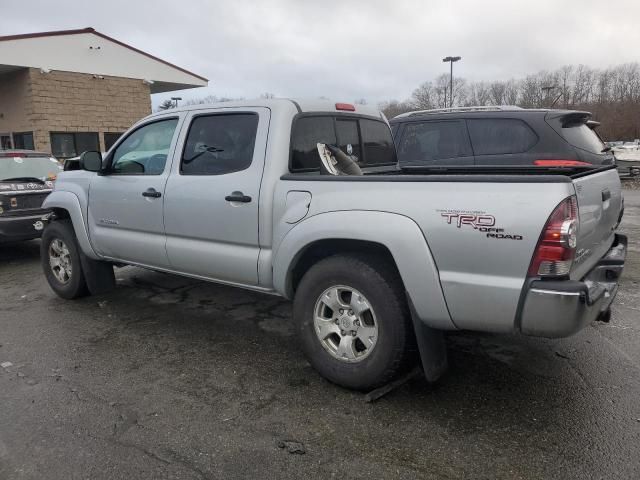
1,176 -> 46,184
601,146 -> 612,153
183,145 -> 225,164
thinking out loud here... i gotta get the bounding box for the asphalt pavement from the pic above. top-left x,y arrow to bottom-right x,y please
0,192 -> 639,479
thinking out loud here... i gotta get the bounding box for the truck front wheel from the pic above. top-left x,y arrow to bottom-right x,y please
293,254 -> 415,391
41,220 -> 89,299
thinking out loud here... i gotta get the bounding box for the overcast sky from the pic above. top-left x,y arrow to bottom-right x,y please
2,0 -> 639,106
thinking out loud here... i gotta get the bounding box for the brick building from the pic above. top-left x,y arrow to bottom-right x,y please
0,28 -> 207,157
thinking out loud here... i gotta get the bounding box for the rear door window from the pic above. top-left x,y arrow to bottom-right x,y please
561,124 -> 605,154
181,113 -> 259,175
397,121 -> 471,164
468,119 -> 538,155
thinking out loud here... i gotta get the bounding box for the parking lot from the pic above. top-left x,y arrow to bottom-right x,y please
0,191 -> 638,480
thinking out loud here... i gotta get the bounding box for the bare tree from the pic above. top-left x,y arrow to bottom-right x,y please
465,81 -> 491,106
489,81 -> 507,105
504,80 -> 519,105
157,99 -> 175,110
519,75 -> 542,108
558,65 -> 573,108
184,95 -> 243,106
379,100 -> 414,119
382,60 -> 640,140
411,81 -> 436,109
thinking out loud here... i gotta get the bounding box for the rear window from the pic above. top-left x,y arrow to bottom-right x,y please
290,116 -> 396,171
561,124 -> 605,154
336,119 -> 361,161
291,117 -> 336,171
361,119 -> 396,165
467,119 -> 538,155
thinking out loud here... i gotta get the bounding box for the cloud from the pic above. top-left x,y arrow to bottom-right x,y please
1,0 -> 638,106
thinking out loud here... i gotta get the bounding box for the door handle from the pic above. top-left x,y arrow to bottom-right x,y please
602,189 -> 611,202
225,191 -> 252,203
142,188 -> 162,198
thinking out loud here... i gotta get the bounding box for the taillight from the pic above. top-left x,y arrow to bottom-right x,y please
335,103 -> 356,111
528,196 -> 578,277
533,160 -> 590,167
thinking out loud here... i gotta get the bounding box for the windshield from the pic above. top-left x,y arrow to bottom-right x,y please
0,156 -> 63,181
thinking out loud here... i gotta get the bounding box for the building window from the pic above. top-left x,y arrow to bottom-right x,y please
0,134 -> 12,150
13,132 -> 35,150
104,132 -> 125,151
50,132 -> 100,159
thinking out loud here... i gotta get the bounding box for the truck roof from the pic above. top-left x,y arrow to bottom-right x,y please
147,98 -> 385,120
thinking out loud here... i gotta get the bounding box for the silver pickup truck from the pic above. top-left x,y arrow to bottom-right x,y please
40,99 -> 626,391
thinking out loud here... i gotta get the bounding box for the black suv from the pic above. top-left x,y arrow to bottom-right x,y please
389,107 -> 615,168
0,150 -> 61,243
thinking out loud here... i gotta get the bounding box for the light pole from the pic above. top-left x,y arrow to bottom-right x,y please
442,56 -> 461,108
171,96 -> 182,108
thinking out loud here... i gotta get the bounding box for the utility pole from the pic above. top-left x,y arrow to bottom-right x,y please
171,97 -> 182,108
442,56 -> 461,108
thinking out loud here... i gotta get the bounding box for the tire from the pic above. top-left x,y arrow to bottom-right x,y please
41,220 -> 89,299
293,254 -> 416,391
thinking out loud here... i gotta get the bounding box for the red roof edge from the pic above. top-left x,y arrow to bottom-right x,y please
0,28 -> 96,42
0,27 -> 208,84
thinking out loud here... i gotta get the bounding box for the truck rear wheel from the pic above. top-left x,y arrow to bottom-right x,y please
41,220 -> 88,299
293,254 -> 415,391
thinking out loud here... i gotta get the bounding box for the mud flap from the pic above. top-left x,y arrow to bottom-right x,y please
79,253 -> 116,295
408,297 -> 448,382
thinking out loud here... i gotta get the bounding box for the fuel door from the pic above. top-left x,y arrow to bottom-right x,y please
284,191 -> 312,224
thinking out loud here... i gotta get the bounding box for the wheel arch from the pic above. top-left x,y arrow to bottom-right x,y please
288,238 -> 398,296
273,210 -> 455,330
43,191 -> 100,260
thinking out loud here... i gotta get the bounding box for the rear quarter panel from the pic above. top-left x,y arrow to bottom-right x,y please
274,177 -> 575,333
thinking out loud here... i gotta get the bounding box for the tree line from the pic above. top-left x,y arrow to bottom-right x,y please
379,62 -> 640,141
157,93 -> 275,111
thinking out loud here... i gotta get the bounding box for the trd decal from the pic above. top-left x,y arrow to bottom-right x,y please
440,212 -> 495,229
437,209 -> 523,240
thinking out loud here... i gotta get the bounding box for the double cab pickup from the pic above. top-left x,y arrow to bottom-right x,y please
40,99 -> 626,390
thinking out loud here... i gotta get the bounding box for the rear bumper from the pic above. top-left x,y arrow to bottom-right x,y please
0,212 -> 48,243
518,234 -> 627,338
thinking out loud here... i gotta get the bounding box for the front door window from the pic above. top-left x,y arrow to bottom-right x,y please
110,119 -> 179,175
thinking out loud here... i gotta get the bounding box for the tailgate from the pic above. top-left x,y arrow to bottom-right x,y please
571,167 -> 623,280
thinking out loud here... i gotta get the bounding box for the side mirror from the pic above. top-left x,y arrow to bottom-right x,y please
79,151 -> 103,172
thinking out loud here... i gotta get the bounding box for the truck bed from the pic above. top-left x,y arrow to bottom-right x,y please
277,163 -> 622,334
